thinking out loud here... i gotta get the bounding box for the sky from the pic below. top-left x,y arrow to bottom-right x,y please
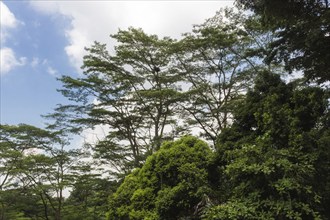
0,0 -> 234,130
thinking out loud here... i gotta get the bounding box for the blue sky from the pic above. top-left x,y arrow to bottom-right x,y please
1,1 -> 233,132
1,1 -> 75,127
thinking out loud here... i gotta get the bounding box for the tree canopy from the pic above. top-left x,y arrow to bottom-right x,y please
1,4 -> 329,220
206,71 -> 329,219
107,136 -> 212,220
236,0 -> 330,83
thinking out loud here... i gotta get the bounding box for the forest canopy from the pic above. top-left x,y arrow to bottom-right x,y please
1,1 -> 329,220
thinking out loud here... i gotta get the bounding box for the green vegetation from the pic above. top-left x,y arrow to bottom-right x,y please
1,1 -> 329,219
107,136 -> 212,219
207,71 -> 329,219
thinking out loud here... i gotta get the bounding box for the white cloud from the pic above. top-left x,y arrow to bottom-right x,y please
0,47 -> 27,75
29,1 -> 234,72
0,2 -> 18,28
0,2 -> 26,76
31,57 -> 39,67
42,59 -> 49,65
47,66 -> 58,76
64,28 -> 89,72
27,57 -> 59,76
0,1 -> 22,43
27,1 -> 60,15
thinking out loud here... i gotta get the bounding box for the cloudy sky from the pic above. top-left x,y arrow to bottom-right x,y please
1,0 -> 234,128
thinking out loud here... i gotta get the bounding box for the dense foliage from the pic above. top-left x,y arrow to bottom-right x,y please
107,136 -> 212,219
206,71 -> 329,219
236,0 -> 330,83
1,2 -> 329,219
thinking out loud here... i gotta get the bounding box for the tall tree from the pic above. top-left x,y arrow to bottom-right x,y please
0,124 -> 57,220
50,28 -> 183,176
19,147 -> 81,220
175,8 -> 275,145
0,124 -> 55,191
0,124 -> 83,220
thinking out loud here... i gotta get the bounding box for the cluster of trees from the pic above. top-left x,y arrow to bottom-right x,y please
1,1 -> 329,219
0,124 -> 116,219
107,71 -> 329,219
